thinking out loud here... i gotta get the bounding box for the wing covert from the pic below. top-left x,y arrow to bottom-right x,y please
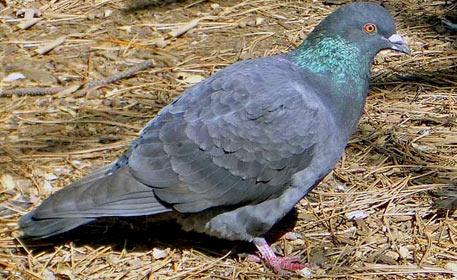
127,56 -> 332,213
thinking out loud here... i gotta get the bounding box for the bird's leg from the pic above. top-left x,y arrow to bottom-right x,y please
252,237 -> 305,273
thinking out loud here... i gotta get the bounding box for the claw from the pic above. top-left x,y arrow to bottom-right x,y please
268,256 -> 305,273
252,237 -> 305,273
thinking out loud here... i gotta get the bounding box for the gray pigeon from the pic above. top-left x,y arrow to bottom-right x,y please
19,2 -> 410,272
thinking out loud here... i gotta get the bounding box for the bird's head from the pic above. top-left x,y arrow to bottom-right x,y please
310,2 -> 410,55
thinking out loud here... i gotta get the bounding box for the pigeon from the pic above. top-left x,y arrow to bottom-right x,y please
19,2 -> 410,273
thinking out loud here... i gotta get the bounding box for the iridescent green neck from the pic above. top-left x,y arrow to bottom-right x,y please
291,34 -> 373,135
291,35 -> 371,92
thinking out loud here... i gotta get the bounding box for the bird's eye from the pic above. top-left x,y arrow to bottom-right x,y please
364,23 -> 377,33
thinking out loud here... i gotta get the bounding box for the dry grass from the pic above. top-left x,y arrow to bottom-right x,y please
1,0 -> 457,279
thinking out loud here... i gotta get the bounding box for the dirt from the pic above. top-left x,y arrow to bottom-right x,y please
1,0 -> 457,279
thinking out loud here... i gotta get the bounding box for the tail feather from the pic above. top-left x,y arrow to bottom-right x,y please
19,166 -> 171,238
19,212 -> 94,239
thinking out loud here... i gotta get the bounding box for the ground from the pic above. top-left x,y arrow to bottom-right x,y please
1,0 -> 457,279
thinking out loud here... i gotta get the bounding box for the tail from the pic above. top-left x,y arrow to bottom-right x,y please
19,165 -> 170,238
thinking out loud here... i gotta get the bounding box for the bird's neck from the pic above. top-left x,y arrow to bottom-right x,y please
291,34 -> 372,91
290,34 -> 374,136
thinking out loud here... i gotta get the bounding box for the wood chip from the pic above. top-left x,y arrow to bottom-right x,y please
3,73 -> 25,82
0,174 -> 15,191
169,19 -> 200,37
35,36 -> 66,55
17,18 -> 42,30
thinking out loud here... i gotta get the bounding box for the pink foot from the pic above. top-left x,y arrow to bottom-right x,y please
252,238 -> 305,273
266,255 -> 305,272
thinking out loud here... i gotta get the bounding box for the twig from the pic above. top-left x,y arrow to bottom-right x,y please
0,60 -> 155,97
0,86 -> 66,96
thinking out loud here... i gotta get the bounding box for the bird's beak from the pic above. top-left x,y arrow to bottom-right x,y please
387,33 -> 410,54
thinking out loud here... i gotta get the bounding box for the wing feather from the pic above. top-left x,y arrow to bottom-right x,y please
127,56 -> 331,213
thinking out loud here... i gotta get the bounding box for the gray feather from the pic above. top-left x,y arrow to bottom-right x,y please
19,166 -> 170,238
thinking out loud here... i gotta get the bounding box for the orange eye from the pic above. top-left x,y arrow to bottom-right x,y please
364,23 -> 376,33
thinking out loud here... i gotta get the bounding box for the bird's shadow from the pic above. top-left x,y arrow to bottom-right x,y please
19,209 -> 299,260
122,0 -> 189,13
